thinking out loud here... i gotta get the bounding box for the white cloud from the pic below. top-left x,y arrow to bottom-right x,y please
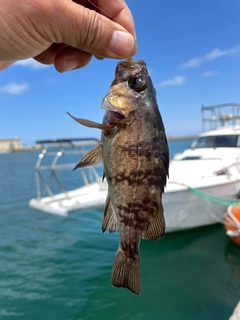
159,76 -> 187,87
180,57 -> 202,69
0,83 -> 29,95
205,46 -> 240,61
14,58 -> 50,69
202,71 -> 219,77
180,44 -> 240,69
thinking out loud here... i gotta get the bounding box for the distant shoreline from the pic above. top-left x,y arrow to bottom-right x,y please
0,146 -> 41,154
0,135 -> 197,154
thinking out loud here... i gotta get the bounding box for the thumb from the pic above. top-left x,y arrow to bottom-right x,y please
52,2 -> 136,59
0,61 -> 15,71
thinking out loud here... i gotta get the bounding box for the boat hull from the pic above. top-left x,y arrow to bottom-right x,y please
163,180 -> 239,232
29,179 -> 240,232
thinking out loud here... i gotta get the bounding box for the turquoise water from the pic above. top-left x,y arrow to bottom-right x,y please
0,140 -> 240,320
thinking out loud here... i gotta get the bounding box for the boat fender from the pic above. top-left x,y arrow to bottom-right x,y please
224,205 -> 240,246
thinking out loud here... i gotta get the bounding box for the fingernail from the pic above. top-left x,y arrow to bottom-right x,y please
62,59 -> 78,72
109,31 -> 134,56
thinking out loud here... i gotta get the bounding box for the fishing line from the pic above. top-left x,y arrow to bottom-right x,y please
87,0 -> 113,19
87,0 -> 132,62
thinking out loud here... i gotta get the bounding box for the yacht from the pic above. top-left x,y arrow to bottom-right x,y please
29,103 -> 240,232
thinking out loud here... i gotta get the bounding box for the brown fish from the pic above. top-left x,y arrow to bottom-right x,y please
67,59 -> 169,295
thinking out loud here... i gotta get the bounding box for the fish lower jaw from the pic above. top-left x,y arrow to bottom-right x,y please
101,97 -> 128,118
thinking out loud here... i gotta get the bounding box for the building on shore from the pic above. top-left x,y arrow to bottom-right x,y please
0,138 -> 22,153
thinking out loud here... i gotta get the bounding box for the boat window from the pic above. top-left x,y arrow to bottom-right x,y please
181,156 -> 201,160
191,135 -> 239,148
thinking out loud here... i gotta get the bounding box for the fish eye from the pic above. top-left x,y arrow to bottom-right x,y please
128,75 -> 147,92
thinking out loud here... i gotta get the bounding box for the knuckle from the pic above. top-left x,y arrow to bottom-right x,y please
81,10 -> 107,53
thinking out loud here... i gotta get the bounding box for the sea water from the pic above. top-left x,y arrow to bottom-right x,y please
0,140 -> 239,320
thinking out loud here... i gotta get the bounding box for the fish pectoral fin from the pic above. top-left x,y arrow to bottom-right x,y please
102,195 -> 118,233
67,112 -> 112,134
74,143 -> 102,170
111,248 -> 140,296
142,202 -> 165,240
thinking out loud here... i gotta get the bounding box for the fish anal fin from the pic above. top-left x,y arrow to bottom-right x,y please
74,143 -> 102,170
111,248 -> 140,296
102,195 -> 118,233
142,204 -> 165,240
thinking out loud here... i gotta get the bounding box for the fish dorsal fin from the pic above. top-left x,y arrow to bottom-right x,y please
141,202 -> 165,240
102,194 -> 118,233
74,143 -> 102,170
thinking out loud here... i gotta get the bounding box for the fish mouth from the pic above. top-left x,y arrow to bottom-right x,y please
101,96 -> 128,119
107,110 -> 125,121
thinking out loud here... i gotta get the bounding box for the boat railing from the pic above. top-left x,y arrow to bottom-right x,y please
201,103 -> 240,132
34,138 -> 103,200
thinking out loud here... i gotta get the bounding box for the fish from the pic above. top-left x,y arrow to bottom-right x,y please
67,59 -> 169,295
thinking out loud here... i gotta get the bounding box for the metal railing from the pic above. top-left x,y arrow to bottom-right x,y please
201,103 -> 240,131
34,138 -> 103,199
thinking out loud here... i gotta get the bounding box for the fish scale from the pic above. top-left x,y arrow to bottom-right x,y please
67,59 -> 169,295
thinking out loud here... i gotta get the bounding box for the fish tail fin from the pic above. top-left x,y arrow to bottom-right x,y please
111,248 -> 140,295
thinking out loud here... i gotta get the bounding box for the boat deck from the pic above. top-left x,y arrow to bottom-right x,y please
30,182 -> 107,216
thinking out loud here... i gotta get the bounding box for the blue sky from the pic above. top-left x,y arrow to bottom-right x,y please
0,0 -> 240,146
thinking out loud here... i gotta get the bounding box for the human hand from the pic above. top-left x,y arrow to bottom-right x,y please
0,0 -> 137,72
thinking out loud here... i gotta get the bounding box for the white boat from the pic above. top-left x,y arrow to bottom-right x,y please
29,103 -> 240,232
29,138 -> 108,216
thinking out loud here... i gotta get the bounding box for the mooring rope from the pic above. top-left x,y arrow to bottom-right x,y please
168,181 -> 240,207
188,187 -> 240,207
